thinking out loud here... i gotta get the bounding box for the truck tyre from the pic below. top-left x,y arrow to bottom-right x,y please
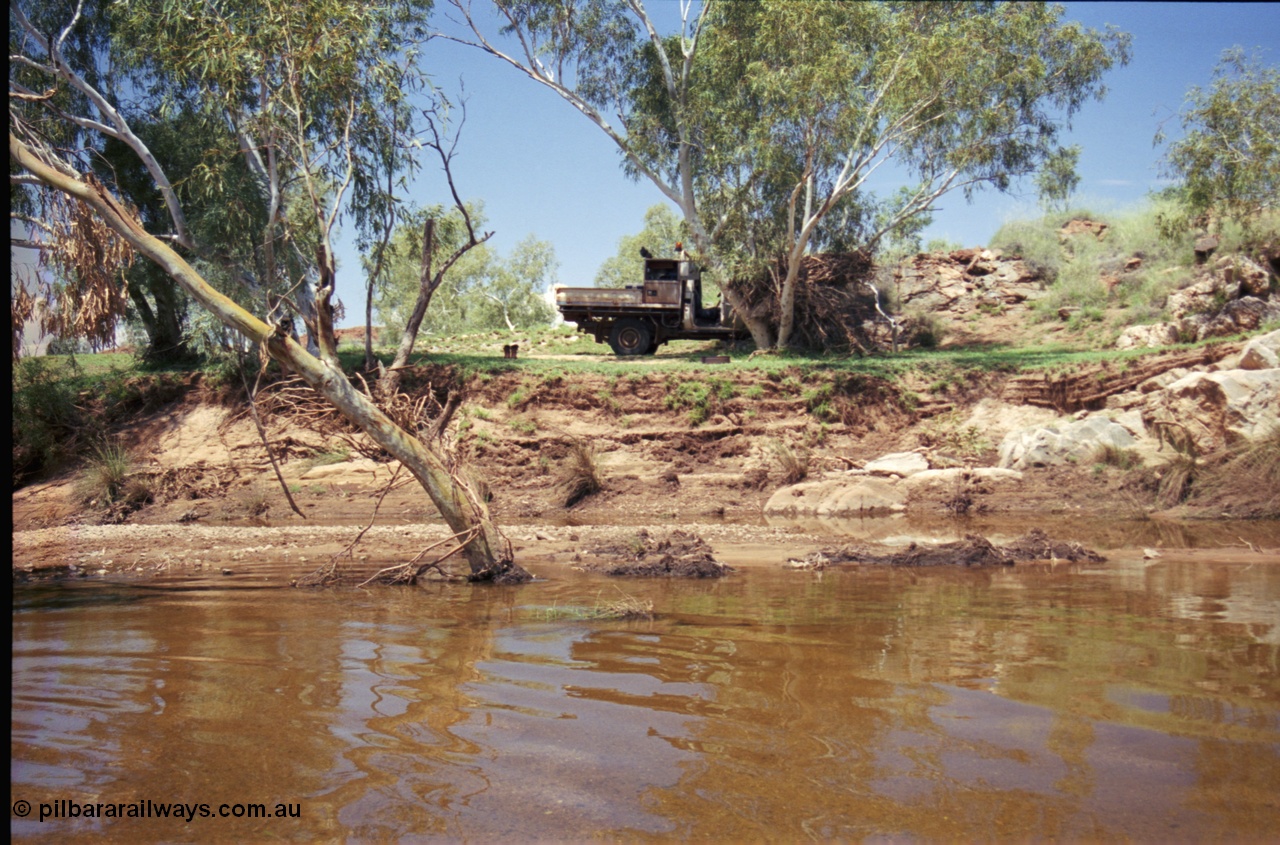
608,319 -> 653,356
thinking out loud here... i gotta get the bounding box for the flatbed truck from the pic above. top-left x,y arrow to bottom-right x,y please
554,251 -> 744,355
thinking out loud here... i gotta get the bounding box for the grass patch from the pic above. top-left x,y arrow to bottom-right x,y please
75,442 -> 134,505
595,390 -> 622,415
509,417 -> 538,435
305,447 -> 350,468
769,439 -> 810,485
1191,427 -> 1280,515
917,413 -> 993,458
560,437 -> 605,507
1091,443 -> 1142,471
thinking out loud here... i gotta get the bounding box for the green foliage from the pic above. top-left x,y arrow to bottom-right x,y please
904,309 -> 950,348
1091,443 -> 1141,471
801,383 -> 836,421
992,199 -> 1206,332
666,380 -> 711,426
1158,48 -> 1280,238
75,442 -> 136,507
918,415 -> 992,458
595,390 -> 622,415
925,238 -> 964,254
12,357 -> 84,483
508,417 -> 538,435
374,208 -> 557,336
595,205 -> 692,289
694,2 -> 1129,256
664,376 -> 735,426
466,0 -> 1129,350
989,218 -> 1067,283
1036,145 -> 1082,213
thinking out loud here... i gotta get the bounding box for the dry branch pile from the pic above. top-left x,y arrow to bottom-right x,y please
582,529 -> 734,578
730,251 -> 882,352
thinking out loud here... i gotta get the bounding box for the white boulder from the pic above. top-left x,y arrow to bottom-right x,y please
998,415 -> 1138,470
863,451 -> 930,477
1240,330 -> 1280,371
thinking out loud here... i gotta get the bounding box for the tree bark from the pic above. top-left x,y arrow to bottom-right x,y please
127,268 -> 191,362
720,284 -> 774,350
12,133 -> 526,582
382,216 -> 436,398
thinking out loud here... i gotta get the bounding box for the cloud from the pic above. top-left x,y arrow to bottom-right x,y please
1096,179 -> 1135,187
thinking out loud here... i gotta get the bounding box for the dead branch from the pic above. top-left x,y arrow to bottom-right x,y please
356,524 -> 480,587
240,353 -> 307,519
297,463 -> 406,587
729,251 -> 880,353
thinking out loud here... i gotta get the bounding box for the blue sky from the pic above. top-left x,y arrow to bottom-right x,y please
326,1 -> 1277,327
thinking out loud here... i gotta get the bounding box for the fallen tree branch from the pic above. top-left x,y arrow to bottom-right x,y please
240,354 -> 306,519
297,462 -> 407,587
356,524 -> 480,587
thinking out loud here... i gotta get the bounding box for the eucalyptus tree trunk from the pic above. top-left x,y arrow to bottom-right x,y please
12,134 -> 526,583
380,217 -> 436,398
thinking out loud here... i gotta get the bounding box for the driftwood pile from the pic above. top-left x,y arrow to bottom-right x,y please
732,251 -> 884,352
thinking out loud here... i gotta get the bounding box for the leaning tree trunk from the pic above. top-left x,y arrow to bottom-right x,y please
720,283 -> 775,350
12,133 -> 525,582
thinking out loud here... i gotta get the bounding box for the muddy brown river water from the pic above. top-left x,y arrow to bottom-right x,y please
11,543 -> 1280,842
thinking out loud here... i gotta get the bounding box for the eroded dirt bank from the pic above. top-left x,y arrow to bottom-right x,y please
13,341 -> 1280,583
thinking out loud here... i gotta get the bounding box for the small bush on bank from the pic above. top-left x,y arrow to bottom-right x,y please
560,437 -> 604,507
13,358 -> 84,484
769,439 -> 810,485
1191,427 -> 1280,516
1091,443 -> 1141,471
989,217 -> 1067,283
75,442 -> 151,508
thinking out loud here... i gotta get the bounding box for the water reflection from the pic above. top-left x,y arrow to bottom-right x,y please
11,559 -> 1280,842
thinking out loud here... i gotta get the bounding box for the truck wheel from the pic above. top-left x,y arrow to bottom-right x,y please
608,319 -> 653,356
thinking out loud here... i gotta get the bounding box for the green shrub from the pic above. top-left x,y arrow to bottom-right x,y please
926,237 -> 964,253
509,417 -> 538,434
13,358 -> 85,484
665,378 -> 723,427
75,442 -> 135,506
904,309 -> 950,348
989,218 -> 1064,282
